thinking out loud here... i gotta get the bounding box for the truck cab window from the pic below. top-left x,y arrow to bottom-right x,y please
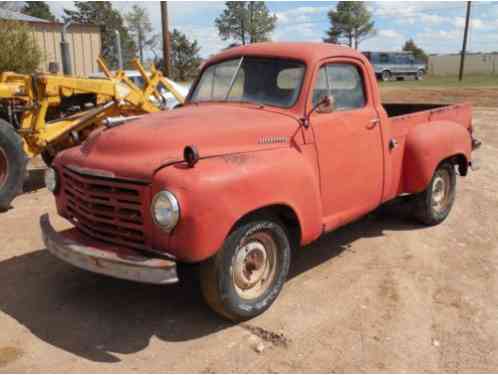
312,64 -> 366,111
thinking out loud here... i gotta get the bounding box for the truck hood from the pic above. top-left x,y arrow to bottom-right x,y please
57,103 -> 301,180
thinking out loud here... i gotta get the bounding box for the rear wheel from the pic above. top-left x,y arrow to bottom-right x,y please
0,119 -> 28,211
413,162 -> 456,225
200,219 -> 291,321
416,69 -> 425,80
381,70 -> 392,81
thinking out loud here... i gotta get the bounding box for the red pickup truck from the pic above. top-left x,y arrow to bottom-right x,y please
41,42 -> 480,321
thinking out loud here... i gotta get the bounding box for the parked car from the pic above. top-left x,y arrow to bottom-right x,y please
363,51 -> 427,81
41,42 -> 480,321
90,70 -> 190,109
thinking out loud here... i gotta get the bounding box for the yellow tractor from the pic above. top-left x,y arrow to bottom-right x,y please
0,58 -> 185,210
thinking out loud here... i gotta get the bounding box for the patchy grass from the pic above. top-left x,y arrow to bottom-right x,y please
380,74 -> 498,107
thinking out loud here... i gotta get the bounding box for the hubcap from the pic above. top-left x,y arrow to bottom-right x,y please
232,231 -> 278,300
0,148 -> 8,188
432,171 -> 450,214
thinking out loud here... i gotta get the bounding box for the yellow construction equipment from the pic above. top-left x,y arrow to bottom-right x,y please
0,58 -> 185,210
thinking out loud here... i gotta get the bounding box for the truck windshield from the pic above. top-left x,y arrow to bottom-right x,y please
190,57 -> 305,108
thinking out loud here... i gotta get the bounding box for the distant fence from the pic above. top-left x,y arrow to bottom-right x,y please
428,53 -> 498,76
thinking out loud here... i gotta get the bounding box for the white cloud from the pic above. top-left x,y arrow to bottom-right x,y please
275,6 -> 330,25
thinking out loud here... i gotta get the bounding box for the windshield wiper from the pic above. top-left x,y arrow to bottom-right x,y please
224,57 -> 244,100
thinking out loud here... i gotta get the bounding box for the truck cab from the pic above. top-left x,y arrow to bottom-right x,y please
41,42 -> 479,321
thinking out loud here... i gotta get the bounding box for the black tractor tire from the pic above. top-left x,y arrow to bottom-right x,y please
0,119 -> 28,211
381,70 -> 392,81
413,162 -> 456,226
200,219 -> 291,322
41,150 -> 55,166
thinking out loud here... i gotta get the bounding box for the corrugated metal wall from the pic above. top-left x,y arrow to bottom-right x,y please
428,53 -> 498,76
29,22 -> 101,77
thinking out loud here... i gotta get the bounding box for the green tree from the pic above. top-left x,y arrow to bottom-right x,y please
215,1 -> 277,45
170,29 -> 202,82
324,1 -> 375,49
63,2 -> 137,69
22,2 -> 56,22
0,20 -> 43,73
125,5 -> 157,64
402,39 -> 428,62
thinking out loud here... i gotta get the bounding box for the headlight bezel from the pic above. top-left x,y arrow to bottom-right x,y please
44,167 -> 59,193
151,190 -> 180,232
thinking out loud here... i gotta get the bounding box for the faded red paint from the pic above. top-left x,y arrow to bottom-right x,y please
51,42 -> 474,263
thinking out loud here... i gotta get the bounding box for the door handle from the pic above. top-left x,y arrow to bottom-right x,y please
366,118 -> 380,129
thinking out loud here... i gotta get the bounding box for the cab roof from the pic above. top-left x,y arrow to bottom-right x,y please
207,42 -> 366,67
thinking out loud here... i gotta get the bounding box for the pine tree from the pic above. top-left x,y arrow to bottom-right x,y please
324,2 -> 375,49
22,2 -> 56,22
402,39 -> 428,62
170,29 -> 202,82
215,1 -> 277,45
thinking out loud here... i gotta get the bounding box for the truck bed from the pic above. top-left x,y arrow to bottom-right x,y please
383,102 -> 472,134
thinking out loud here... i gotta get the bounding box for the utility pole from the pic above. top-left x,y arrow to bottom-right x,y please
459,1 -> 472,81
161,1 -> 171,77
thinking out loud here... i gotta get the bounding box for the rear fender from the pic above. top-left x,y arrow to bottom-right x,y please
401,121 -> 471,193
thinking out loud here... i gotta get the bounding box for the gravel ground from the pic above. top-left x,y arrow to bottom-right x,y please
0,108 -> 496,372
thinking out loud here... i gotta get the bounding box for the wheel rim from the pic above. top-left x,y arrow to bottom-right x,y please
232,231 -> 278,300
432,170 -> 451,214
383,71 -> 390,81
0,148 -> 8,188
417,70 -> 424,79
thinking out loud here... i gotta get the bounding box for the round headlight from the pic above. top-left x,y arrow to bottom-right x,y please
151,191 -> 180,231
44,167 -> 58,193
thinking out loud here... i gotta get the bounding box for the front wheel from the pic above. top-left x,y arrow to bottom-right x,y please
413,162 -> 456,225
200,219 -> 291,321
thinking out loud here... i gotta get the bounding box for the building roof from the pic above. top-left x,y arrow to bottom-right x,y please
0,8 -> 50,23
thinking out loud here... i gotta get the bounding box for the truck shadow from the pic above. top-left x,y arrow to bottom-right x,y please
0,211 -> 422,363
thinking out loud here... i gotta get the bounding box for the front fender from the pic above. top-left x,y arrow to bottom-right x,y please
151,145 -> 322,262
402,121 -> 471,193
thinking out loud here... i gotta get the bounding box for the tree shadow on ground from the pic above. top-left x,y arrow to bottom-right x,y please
0,207 -> 423,362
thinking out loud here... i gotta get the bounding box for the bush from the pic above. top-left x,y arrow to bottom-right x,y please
0,20 -> 43,74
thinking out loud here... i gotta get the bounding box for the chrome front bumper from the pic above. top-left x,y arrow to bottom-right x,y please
40,214 -> 178,285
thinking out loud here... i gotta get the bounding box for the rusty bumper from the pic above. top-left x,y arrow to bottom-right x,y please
40,214 -> 178,285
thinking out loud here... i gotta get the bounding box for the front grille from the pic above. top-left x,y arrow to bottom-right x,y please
62,166 -> 149,250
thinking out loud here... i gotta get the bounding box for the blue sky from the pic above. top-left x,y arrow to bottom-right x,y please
49,1 -> 498,57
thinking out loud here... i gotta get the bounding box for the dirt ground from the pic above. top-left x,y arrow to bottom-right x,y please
382,85 -> 498,108
0,107 -> 496,372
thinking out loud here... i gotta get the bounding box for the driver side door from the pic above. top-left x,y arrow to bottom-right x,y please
310,60 -> 384,230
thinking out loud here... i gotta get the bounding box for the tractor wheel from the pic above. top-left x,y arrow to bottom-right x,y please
41,150 -> 55,166
0,119 -> 28,211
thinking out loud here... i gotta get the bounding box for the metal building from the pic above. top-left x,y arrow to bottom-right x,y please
0,9 -> 101,76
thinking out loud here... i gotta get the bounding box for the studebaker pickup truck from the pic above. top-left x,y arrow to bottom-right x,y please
41,42 -> 480,321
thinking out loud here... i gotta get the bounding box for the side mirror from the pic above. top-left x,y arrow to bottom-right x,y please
316,95 -> 335,114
